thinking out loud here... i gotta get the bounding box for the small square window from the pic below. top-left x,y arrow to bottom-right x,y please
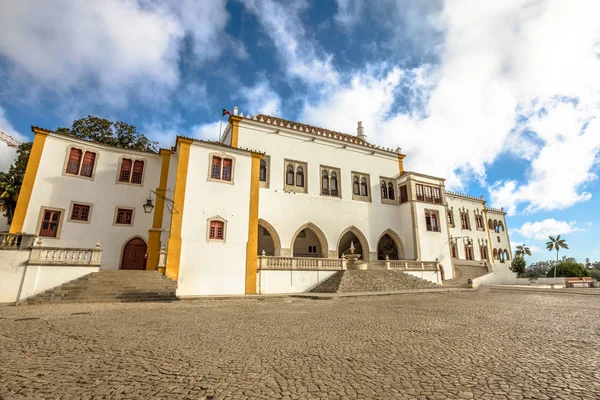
39,209 -> 62,237
207,218 -> 227,242
209,154 -> 235,183
115,208 -> 134,226
70,204 -> 90,222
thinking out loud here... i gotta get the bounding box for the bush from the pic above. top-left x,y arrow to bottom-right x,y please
510,256 -> 526,276
546,261 -> 590,278
590,269 -> 600,281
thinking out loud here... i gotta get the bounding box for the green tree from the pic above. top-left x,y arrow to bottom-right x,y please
589,270 -> 600,281
56,115 -> 157,152
0,142 -> 33,224
510,256 -> 527,277
546,235 -> 569,277
547,261 -> 589,278
525,260 -> 555,278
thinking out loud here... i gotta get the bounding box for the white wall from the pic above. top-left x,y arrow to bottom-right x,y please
237,120 -> 411,264
0,249 -> 98,303
487,210 -> 512,262
22,134 -> 161,269
414,201 -> 453,280
405,270 -> 442,285
471,263 -> 516,288
176,143 -> 253,296
258,270 -> 337,294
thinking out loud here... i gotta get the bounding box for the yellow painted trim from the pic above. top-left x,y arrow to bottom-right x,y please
230,115 -> 242,148
146,149 -> 172,270
245,153 -> 261,294
165,139 -> 192,281
397,154 -> 405,175
9,130 -> 48,234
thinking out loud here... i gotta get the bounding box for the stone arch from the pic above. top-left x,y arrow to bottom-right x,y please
337,226 -> 370,260
376,229 -> 405,260
119,235 -> 147,270
291,222 -> 329,258
258,218 -> 281,256
504,249 -> 510,260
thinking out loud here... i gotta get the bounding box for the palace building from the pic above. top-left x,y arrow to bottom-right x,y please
2,107 -> 513,299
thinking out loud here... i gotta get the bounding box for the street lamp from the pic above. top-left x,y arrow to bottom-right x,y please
143,190 -> 178,214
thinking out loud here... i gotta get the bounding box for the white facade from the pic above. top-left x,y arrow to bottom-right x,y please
9,112 -> 514,297
18,133 -> 161,268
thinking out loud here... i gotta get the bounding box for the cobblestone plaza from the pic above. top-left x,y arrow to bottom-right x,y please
1,289 -> 599,399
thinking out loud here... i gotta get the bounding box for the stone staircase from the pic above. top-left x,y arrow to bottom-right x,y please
443,263 -> 490,287
20,270 -> 177,305
310,270 -> 440,293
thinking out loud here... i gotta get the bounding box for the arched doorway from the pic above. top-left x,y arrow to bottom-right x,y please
377,234 -> 398,260
337,227 -> 368,260
257,219 -> 281,256
291,223 -> 328,258
121,238 -> 147,270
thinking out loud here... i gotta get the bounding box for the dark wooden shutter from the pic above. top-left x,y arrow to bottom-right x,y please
80,152 -> 96,177
66,149 -> 82,174
132,160 -> 144,184
119,159 -> 132,182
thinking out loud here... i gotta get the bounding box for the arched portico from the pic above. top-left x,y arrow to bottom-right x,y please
291,223 -> 329,258
258,219 -> 281,256
376,229 -> 405,260
337,226 -> 369,260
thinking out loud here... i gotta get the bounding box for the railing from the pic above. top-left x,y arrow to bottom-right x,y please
258,254 -> 346,271
28,239 -> 102,266
387,259 -> 440,271
0,233 -> 36,250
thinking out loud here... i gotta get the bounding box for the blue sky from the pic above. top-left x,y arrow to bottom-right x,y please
1,0 -> 599,264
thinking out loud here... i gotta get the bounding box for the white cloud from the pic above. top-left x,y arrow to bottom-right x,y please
0,0 -> 240,110
191,121 -> 222,142
239,79 -> 282,116
516,219 -> 580,241
303,0 -> 600,214
0,107 -> 27,172
241,0 -> 339,86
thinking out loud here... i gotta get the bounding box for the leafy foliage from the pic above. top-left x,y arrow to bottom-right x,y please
590,270 -> 600,281
546,235 -> 568,261
515,245 -> 531,258
0,142 -> 33,224
510,256 -> 527,276
546,261 -> 590,278
56,115 -> 157,152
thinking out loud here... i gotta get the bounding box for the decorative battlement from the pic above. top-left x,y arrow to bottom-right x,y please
486,207 -> 505,214
445,190 -> 486,202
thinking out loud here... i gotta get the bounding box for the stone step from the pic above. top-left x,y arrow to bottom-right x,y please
20,270 -> 178,305
311,270 -> 440,293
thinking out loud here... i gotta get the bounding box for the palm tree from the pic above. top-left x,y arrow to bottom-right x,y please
546,235 -> 569,278
515,245 -> 531,260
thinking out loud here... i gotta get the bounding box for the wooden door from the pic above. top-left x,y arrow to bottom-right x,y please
121,238 -> 147,270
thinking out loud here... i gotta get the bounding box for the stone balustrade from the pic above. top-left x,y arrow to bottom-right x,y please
258,254 -> 346,271
0,233 -> 36,250
28,240 -> 102,266
386,259 -> 440,271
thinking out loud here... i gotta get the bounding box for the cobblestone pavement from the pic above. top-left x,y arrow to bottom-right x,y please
1,289 -> 599,399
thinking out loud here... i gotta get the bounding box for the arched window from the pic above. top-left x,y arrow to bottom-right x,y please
80,152 -> 96,177
286,165 -> 294,185
388,182 -> 395,200
259,159 -> 267,182
321,170 -> 329,195
330,172 -> 338,196
381,181 -> 388,199
132,160 -> 144,184
353,176 -> 360,195
504,249 -> 510,260
296,166 -> 304,187
498,222 -> 504,232
222,159 -> 232,181
360,178 -> 368,196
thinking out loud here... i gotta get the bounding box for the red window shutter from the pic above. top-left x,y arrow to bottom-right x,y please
66,149 -> 82,174
39,210 -> 61,237
120,159 -> 132,182
132,160 -> 144,184
80,152 -> 96,177
211,157 -> 222,179
222,159 -> 232,181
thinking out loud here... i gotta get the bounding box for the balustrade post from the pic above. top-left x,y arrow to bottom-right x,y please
404,262 -> 408,269
385,255 -> 391,270
157,245 -> 167,274
29,237 -> 43,264
341,255 -> 347,270
420,262 -> 424,270
90,241 -> 102,266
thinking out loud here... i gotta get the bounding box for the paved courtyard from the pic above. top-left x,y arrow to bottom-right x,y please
1,289 -> 599,399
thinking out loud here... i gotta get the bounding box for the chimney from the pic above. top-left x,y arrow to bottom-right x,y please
357,121 -> 366,140
233,106 -> 239,116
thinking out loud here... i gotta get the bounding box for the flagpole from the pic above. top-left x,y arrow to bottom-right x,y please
219,115 -> 222,142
